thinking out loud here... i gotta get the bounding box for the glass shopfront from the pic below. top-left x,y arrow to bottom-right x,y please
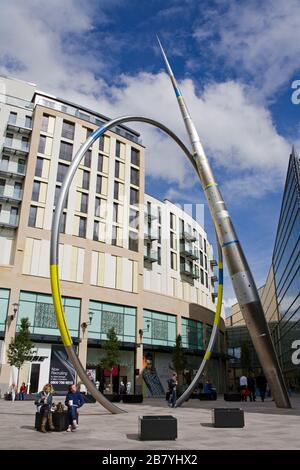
181,317 -> 203,350
18,291 -> 80,337
143,309 -> 176,347
88,301 -> 136,343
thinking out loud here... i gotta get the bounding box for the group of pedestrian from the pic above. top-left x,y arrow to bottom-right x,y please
35,383 -> 85,433
7,382 -> 27,401
239,373 -> 267,402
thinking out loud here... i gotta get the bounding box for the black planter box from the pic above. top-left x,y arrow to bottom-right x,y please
104,394 -> 121,402
199,392 -> 217,400
35,411 -> 78,431
122,394 -> 143,403
212,408 -> 244,428
224,393 -> 241,402
139,415 -> 177,440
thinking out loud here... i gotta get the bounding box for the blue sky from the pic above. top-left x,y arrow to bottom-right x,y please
1,0 -> 300,313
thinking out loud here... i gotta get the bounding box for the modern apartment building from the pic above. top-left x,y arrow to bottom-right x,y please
0,75 -> 226,397
226,148 -> 300,391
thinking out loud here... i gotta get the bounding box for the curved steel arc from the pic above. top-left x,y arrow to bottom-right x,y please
50,115 -> 222,413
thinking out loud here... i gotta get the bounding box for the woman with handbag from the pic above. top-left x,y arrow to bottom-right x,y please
35,383 -> 55,433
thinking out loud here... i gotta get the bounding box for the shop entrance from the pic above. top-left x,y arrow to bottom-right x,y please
29,363 -> 40,393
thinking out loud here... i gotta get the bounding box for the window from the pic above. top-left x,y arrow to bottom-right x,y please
171,252 -> 177,270
204,255 -> 207,271
131,148 -> 140,166
32,181 -> 40,202
115,160 -> 120,178
113,203 -> 119,223
10,207 -> 18,224
54,186 -> 68,208
130,167 -> 139,186
158,207 -> 161,224
21,137 -> 29,150
96,175 -> 102,194
28,206 -> 37,227
204,239 -> 207,253
14,182 -> 22,199
170,231 -> 176,250
17,158 -> 25,174
83,150 -> 91,168
38,135 -> 46,154
114,182 -> 120,200
205,273 -> 208,288
98,154 -> 103,172
78,217 -> 86,238
94,197 -> 101,217
200,251 -> 204,267
170,213 -> 176,230
129,208 -> 139,229
9,112 -> 17,124
0,179 -> 5,193
200,269 -> 204,285
116,140 -> 121,157
130,188 -> 139,206
25,116 -> 32,128
62,120 -> 75,140
85,128 -> 93,140
5,133 -> 13,147
1,155 -> 9,169
128,230 -> 139,252
34,157 -> 43,177
41,114 -> 49,132
111,225 -> 117,246
59,141 -> 73,162
158,247 -> 161,265
80,193 -> 88,213
99,135 -> 104,152
93,221 -> 99,241
56,163 -> 68,183
158,226 -> 161,244
82,170 -> 90,190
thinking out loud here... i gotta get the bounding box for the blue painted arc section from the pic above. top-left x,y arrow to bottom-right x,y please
175,87 -> 182,97
222,240 -> 239,247
219,268 -> 224,285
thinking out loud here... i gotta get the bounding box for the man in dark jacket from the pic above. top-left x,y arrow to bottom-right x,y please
65,384 -> 85,432
247,374 -> 256,402
167,373 -> 178,408
256,374 -> 267,402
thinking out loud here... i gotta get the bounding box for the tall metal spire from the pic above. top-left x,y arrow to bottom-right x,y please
158,37 -> 291,408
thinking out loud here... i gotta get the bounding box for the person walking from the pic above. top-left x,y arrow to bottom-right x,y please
256,373 -> 267,402
65,384 -> 85,432
239,375 -> 248,402
167,373 -> 178,408
247,374 -> 256,402
8,383 -> 17,402
19,382 -> 27,401
35,384 -> 55,433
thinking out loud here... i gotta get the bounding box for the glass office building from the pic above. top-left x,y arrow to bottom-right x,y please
270,148 -> 300,389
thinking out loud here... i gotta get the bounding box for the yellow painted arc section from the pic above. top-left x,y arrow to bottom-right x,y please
204,351 -> 212,360
50,264 -> 72,346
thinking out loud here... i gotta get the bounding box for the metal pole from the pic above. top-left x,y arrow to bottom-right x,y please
157,38 -> 291,408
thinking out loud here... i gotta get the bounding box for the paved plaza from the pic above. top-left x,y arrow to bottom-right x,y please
0,395 -> 300,450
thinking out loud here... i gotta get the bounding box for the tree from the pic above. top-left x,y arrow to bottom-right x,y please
101,327 -> 120,394
7,317 -> 33,389
170,334 -> 187,392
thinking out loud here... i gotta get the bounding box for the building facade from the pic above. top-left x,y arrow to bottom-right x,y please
226,149 -> 300,391
0,75 -> 226,397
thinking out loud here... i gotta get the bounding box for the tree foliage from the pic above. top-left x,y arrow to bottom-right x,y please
7,318 -> 33,386
101,327 -> 120,393
170,334 -> 187,389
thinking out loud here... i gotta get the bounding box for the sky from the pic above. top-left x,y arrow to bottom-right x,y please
0,0 -> 299,314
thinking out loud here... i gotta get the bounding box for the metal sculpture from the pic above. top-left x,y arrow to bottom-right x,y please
157,38 -> 291,408
50,116 -> 223,413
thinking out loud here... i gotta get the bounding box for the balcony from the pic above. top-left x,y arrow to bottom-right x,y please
2,140 -> 30,157
180,244 -> 199,260
7,117 -> 32,135
0,161 -> 26,179
144,207 -> 157,221
210,259 -> 217,268
0,188 -> 23,203
211,275 -> 218,284
144,230 -> 158,242
180,231 -> 197,242
180,263 -> 200,280
212,292 -> 218,302
0,213 -> 19,228
144,249 -> 158,263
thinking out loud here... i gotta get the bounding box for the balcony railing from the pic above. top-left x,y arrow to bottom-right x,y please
144,208 -> 158,221
0,188 -> 23,203
0,93 -> 34,111
144,230 -> 158,241
2,140 -> 29,156
210,259 -> 217,268
211,275 -> 218,284
180,244 -> 199,260
180,264 -> 200,279
144,249 -> 158,263
0,162 -> 26,178
180,230 -> 197,242
7,118 -> 32,134
0,213 -> 19,228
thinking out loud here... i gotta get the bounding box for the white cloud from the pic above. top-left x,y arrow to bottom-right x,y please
0,0 -> 292,198
193,0 -> 300,99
